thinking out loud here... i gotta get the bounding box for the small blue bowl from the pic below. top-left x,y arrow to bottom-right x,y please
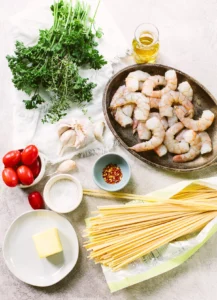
93,153 -> 131,192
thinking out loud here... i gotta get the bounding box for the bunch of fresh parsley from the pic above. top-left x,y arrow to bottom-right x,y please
7,0 -> 106,123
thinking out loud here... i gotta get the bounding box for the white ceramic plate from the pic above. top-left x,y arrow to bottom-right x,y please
3,210 -> 79,286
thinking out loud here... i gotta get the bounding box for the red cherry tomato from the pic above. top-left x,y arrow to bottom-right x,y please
2,168 -> 19,187
28,191 -> 44,209
3,150 -> 21,167
21,145 -> 38,166
17,165 -> 34,185
29,158 -> 41,178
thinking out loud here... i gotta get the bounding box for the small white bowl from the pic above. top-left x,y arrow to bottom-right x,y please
43,174 -> 83,213
19,152 -> 47,188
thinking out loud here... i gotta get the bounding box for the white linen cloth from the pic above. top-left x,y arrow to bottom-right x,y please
7,0 -> 128,163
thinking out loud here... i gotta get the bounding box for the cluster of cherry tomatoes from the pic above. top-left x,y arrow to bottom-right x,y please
2,145 -> 41,187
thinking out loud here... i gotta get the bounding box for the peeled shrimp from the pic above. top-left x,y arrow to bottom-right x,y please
113,104 -> 134,127
167,108 -> 178,127
178,81 -> 193,101
114,107 -> 133,127
159,91 -> 194,117
173,130 -> 201,162
175,107 -> 214,131
174,128 -> 210,156
150,97 -> 161,109
175,129 -> 188,142
122,104 -> 135,117
138,81 -> 144,91
149,112 -> 168,130
129,117 -> 165,152
137,121 -> 151,140
142,75 -> 166,97
125,71 -> 150,92
164,122 -> 189,154
164,70 -> 178,93
110,92 -> 150,121
133,106 -> 148,121
198,132 -> 212,154
110,85 -> 126,107
142,70 -> 177,98
136,113 -> 167,140
154,144 -> 168,157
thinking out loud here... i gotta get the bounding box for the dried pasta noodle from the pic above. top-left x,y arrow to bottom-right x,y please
84,184 -> 217,271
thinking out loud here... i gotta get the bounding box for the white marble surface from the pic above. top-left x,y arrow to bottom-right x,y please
1,0 -> 217,299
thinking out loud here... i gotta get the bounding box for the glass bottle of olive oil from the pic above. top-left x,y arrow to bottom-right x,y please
132,23 -> 159,64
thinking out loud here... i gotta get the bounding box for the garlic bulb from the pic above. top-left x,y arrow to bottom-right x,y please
94,121 -> 105,142
56,160 -> 77,173
58,118 -> 95,156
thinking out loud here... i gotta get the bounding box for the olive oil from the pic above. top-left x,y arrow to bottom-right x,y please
132,25 -> 159,64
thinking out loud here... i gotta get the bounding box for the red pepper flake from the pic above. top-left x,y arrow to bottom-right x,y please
102,163 -> 123,184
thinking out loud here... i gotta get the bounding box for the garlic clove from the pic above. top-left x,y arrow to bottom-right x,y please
94,121 -> 105,142
59,129 -> 76,155
61,131 -> 77,154
74,127 -> 86,149
56,160 -> 77,173
57,123 -> 71,137
60,129 -> 74,144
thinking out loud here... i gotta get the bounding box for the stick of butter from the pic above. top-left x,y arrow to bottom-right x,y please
32,228 -> 63,258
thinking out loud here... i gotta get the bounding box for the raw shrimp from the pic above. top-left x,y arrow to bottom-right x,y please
137,121 -> 151,140
142,70 -> 177,98
167,108 -> 178,127
133,106 -> 149,121
114,107 -> 133,127
159,91 -> 194,117
198,132 -> 212,154
176,129 -> 188,142
110,85 -> 134,121
125,71 -> 150,92
178,81 -> 193,101
110,85 -> 126,107
149,112 -> 168,130
110,92 -> 150,121
150,97 -> 161,109
122,104 -> 135,117
164,122 -> 189,154
173,130 -> 201,162
121,88 -> 135,118
175,107 -> 215,131
138,81 -> 144,91
135,113 -> 167,140
154,144 -> 167,157
142,75 -> 166,97
129,117 -> 165,152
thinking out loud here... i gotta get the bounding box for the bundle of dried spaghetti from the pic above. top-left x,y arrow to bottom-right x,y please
83,185 -> 217,271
